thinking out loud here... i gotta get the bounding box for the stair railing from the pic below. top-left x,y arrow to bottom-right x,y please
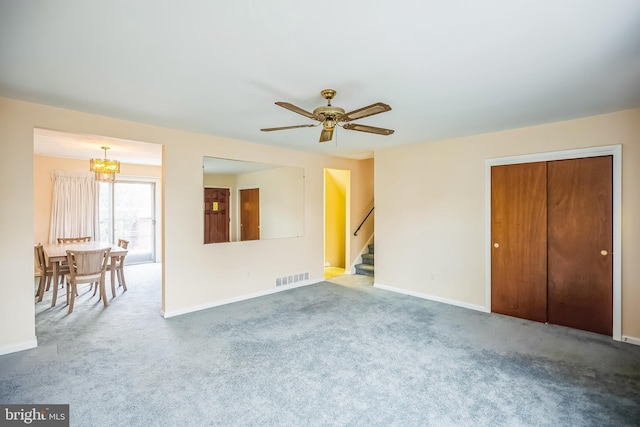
354,206 -> 374,236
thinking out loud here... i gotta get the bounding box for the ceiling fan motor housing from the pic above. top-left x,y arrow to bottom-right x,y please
313,105 -> 345,129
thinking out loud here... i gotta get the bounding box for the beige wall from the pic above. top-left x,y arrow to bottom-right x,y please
34,155 -> 162,245
0,97 -> 374,354
375,108 -> 640,340
350,159 -> 374,258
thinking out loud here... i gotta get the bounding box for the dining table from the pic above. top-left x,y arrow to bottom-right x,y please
42,241 -> 128,308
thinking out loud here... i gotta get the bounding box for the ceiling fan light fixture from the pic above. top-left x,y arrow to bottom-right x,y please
90,146 -> 120,182
323,117 -> 337,130
262,89 -> 394,143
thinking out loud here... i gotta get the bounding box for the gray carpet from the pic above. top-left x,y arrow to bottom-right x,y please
1,264 -> 639,426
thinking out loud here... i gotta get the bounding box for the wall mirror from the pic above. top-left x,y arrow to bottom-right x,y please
203,157 -> 304,244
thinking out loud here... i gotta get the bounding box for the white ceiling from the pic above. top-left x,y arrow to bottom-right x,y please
3,1 -> 640,162
34,128 -> 162,166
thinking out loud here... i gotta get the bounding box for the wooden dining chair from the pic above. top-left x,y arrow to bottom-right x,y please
34,244 -> 70,302
56,236 -> 94,290
64,247 -> 111,314
57,236 -> 92,243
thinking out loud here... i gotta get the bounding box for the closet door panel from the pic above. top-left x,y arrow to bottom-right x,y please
491,163 -> 548,322
547,156 -> 613,335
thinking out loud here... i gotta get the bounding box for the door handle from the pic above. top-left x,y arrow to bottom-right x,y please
600,250 -> 608,256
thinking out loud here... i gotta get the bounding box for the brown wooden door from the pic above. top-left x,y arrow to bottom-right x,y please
204,188 -> 229,243
240,188 -> 260,241
547,156 -> 613,335
491,162 -> 548,322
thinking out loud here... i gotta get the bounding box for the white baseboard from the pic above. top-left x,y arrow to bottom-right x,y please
373,283 -> 489,313
162,279 -> 321,318
0,338 -> 38,356
621,335 -> 640,346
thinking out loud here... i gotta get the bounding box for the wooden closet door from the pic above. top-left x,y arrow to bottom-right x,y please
547,156 -> 613,335
491,163 -> 548,322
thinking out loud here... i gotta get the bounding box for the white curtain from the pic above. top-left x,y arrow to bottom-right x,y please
49,171 -> 100,244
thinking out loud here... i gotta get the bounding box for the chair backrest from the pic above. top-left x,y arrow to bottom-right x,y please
117,239 -> 129,249
57,236 -> 92,244
34,244 -> 46,273
66,248 -> 111,281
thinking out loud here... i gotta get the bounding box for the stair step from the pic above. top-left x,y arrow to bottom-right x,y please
362,253 -> 374,265
355,263 -> 374,277
368,243 -> 374,254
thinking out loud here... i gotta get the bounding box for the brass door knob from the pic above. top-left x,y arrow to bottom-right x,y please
601,250 -> 608,256
494,243 -> 500,248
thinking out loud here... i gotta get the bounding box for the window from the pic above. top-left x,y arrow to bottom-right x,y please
99,181 -> 156,264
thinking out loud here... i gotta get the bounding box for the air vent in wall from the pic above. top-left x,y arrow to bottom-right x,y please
276,272 -> 310,287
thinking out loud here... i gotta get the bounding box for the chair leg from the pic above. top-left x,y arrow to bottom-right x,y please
68,283 -> 76,314
36,275 -> 46,301
118,267 -> 127,291
100,278 -> 108,307
66,280 -> 70,306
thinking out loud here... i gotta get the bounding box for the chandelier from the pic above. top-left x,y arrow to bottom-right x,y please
90,146 -> 120,182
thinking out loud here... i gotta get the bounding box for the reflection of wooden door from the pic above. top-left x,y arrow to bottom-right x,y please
491,162 -> 548,323
547,157 -> 612,335
204,188 -> 229,243
240,188 -> 260,241
491,156 -> 613,335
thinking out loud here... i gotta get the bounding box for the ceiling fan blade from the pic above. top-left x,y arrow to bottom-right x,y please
275,102 -> 316,119
342,102 -> 391,122
261,124 -> 317,132
319,127 -> 334,143
342,123 -> 395,136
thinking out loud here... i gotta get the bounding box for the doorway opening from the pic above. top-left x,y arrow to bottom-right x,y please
33,128 -> 163,323
324,168 -> 350,279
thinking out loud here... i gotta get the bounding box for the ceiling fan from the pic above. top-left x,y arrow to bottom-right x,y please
261,89 -> 394,143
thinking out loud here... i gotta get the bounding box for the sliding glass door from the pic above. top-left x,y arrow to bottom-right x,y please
99,181 -> 156,264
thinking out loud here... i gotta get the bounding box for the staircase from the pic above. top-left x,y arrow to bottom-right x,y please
355,243 -> 374,277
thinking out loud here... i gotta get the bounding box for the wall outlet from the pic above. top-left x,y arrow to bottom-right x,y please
430,272 -> 436,281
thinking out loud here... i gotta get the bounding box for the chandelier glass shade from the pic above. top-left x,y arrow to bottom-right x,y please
90,146 -> 120,182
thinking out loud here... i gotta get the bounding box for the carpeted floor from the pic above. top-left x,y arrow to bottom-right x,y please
1,263 -> 639,426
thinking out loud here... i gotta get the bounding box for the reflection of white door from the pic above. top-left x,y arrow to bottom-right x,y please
99,181 -> 156,264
